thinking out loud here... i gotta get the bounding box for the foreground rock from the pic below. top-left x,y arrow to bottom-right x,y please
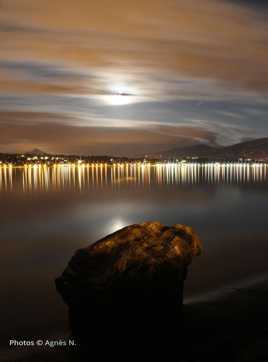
55,221 -> 201,342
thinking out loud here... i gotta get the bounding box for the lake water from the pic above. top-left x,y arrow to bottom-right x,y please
1,162 -> 268,345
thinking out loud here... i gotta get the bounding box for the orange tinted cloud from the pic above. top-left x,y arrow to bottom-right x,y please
1,0 -> 268,90
0,0 -> 268,153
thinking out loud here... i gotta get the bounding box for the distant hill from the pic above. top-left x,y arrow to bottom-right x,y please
25,148 -> 48,155
157,138 -> 268,160
221,138 -> 268,160
16,138 -> 268,161
159,144 -> 218,158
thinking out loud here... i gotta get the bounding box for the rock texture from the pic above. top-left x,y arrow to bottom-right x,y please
55,221 -> 201,342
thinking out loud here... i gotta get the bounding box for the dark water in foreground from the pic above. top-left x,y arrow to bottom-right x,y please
0,163 -> 268,345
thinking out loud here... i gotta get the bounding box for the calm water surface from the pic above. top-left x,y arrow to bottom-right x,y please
1,163 -> 268,344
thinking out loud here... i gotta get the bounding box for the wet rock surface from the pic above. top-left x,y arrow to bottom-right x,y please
55,221 -> 201,343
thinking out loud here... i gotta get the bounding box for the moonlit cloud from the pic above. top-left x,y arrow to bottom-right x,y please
0,0 -> 268,154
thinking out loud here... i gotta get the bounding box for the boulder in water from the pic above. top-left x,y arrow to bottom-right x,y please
55,221 -> 202,341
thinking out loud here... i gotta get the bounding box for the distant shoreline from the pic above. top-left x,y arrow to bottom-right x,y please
1,160 -> 268,168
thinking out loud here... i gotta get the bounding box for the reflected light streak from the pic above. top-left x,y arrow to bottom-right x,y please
0,162 -> 267,192
108,219 -> 129,234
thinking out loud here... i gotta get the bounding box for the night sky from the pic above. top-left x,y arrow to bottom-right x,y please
1,0 -> 268,156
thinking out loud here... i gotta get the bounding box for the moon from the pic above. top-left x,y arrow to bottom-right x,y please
104,84 -> 137,106
106,93 -> 132,106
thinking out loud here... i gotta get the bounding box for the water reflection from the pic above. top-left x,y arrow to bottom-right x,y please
0,162 -> 268,192
1,162 -> 268,343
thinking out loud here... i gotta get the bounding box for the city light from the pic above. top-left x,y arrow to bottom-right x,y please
0,161 -> 267,192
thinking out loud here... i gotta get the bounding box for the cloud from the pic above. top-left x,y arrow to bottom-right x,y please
0,111 -> 257,155
2,0 -> 268,91
0,0 -> 268,153
228,1 -> 268,10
